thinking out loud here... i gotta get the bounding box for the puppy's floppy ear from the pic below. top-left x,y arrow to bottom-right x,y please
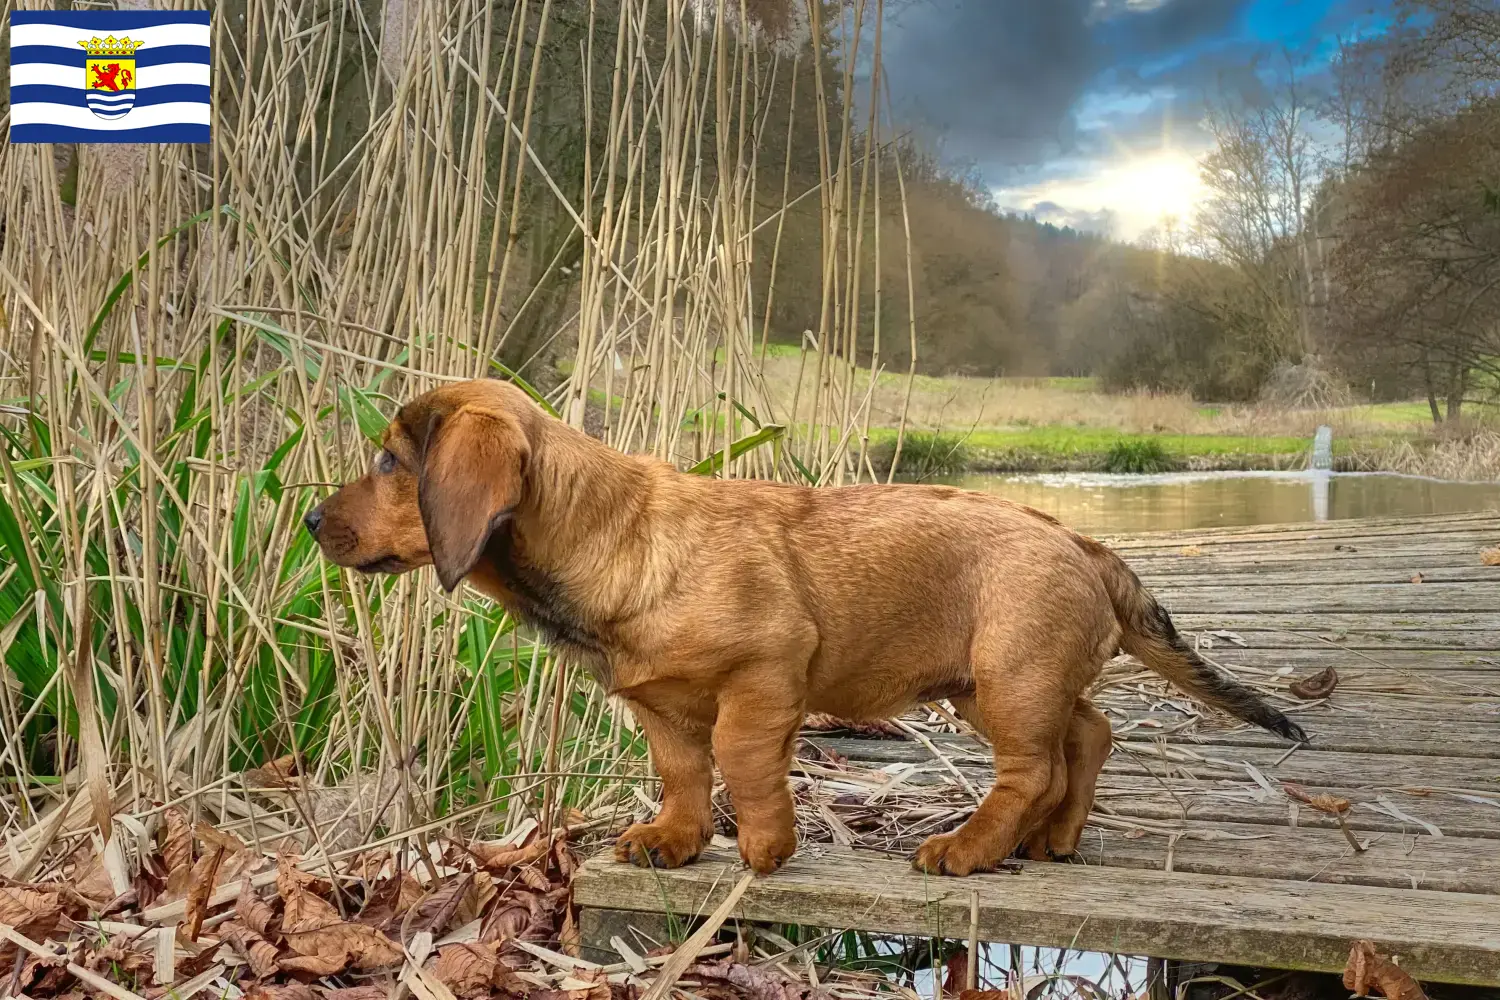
415,405 -> 530,591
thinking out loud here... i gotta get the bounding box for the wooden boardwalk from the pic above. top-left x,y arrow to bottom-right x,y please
575,511 -> 1500,986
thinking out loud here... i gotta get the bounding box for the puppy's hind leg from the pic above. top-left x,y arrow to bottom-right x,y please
1020,698 -> 1113,860
913,637 -> 1073,876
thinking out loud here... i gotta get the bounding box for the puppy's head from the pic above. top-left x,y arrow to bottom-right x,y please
305,380 -> 533,591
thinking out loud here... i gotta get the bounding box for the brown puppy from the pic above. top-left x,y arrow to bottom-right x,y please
306,379 -> 1306,876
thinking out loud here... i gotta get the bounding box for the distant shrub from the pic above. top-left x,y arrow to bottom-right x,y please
1102,438 -> 1175,474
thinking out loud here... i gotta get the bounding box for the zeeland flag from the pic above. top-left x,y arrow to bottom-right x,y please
9,10 -> 210,144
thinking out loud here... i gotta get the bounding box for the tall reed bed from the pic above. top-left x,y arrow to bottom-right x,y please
0,0 -> 907,866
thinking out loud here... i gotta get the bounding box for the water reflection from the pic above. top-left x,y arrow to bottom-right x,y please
930,471 -> 1500,536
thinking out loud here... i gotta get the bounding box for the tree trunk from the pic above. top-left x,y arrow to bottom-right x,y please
1445,366 -> 1467,422
1422,346 -> 1442,425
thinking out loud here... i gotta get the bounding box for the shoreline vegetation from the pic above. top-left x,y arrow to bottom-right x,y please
737,358 -> 1500,480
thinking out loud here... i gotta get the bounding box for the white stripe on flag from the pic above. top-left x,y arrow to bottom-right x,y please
9,62 -> 211,89
10,22 -> 210,52
10,101 -> 210,131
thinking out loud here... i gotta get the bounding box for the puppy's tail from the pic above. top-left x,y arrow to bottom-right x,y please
1079,535 -> 1308,743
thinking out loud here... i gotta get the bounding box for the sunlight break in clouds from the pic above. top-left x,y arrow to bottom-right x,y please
995,149 -> 1207,241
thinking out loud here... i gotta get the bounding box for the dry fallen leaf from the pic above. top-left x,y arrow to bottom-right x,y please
282,884 -> 340,936
467,838 -> 551,871
244,985 -> 317,1000
1288,666 -> 1339,700
181,844 -> 228,942
222,920 -> 281,979
278,953 -> 351,977
1283,782 -> 1351,815
318,988 -> 392,1000
453,871 -> 496,927
195,821 -> 249,855
236,880 -> 278,939
688,960 -> 819,1000
275,851 -> 326,902
82,939 -> 153,978
0,887 -> 64,940
244,754 -> 300,789
429,942 -> 503,998
283,918 -> 404,973
1344,940 -> 1427,1000
400,872 -> 473,941
160,807 -> 193,874
356,870 -> 424,929
1285,783 -> 1364,853
1480,547 -> 1500,567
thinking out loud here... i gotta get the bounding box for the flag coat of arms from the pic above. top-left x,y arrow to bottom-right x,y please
9,10 -> 210,144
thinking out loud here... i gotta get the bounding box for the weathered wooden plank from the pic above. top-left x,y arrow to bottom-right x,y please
1098,510 -> 1500,542
1171,612 -> 1500,633
808,735 -> 1500,790
1140,566 -> 1500,587
1125,647 -> 1500,669
1061,822 -> 1498,894
1093,706 -> 1500,757
573,847 -> 1500,985
1174,628 -> 1500,650
795,759 -> 1500,840
1153,584 -> 1500,614
1085,775 -> 1500,840
1103,516 -> 1500,549
1131,552 -> 1499,576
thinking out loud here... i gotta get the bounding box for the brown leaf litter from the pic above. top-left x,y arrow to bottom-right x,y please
1344,940 -> 1427,1000
1480,547 -> 1500,566
1,811 -> 848,1000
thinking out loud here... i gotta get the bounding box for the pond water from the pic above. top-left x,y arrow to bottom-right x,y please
927,470 -> 1500,535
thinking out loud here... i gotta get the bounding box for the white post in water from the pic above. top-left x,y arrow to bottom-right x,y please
1311,425 -> 1333,522
1312,425 -> 1334,471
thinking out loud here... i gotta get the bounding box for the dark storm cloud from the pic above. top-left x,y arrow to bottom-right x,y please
877,0 -> 1260,183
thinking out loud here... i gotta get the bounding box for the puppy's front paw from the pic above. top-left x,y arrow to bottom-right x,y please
737,822 -> 797,875
912,831 -> 1002,876
614,820 -> 709,869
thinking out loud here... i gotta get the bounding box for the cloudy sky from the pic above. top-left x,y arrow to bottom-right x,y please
877,0 -> 1394,240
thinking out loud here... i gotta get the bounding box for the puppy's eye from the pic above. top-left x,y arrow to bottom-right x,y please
374,450 -> 397,474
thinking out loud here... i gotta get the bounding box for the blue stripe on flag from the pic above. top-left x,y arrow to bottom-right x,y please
9,123 -> 211,144
10,11 -> 210,28
9,44 -> 211,68
10,84 -> 211,108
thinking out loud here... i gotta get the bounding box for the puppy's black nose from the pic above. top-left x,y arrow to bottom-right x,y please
303,507 -> 324,536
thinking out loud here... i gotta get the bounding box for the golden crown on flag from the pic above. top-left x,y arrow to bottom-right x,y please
78,35 -> 144,57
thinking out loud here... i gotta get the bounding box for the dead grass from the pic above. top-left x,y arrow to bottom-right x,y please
1350,426 -> 1500,482
755,356 -> 1440,439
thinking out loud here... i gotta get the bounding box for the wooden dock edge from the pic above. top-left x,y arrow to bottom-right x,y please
572,846 -> 1500,987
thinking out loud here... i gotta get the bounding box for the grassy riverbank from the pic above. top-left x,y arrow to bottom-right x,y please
741,351 -> 1497,479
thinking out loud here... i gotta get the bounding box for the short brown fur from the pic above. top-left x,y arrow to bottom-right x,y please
307,379 -> 1304,876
